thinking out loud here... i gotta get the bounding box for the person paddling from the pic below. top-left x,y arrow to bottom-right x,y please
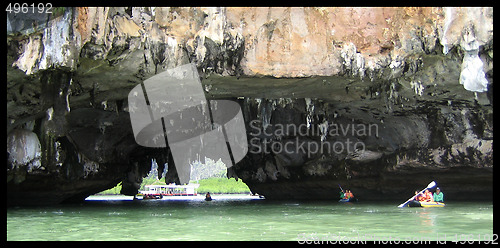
433,187 -> 444,202
339,189 -> 345,199
414,190 -> 425,201
398,181 -> 442,208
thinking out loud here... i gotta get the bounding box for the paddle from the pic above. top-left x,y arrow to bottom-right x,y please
338,184 -> 345,200
397,181 -> 436,208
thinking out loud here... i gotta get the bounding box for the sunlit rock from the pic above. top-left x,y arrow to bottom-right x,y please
6,7 -> 493,205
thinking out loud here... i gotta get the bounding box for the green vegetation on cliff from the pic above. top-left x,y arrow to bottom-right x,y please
95,177 -> 250,195
194,178 -> 251,194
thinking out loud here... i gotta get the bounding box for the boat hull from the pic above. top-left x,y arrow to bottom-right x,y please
137,193 -> 198,200
339,198 -> 358,203
408,200 -> 445,207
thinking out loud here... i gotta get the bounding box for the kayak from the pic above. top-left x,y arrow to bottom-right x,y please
339,198 -> 358,203
420,201 -> 445,207
408,200 -> 445,208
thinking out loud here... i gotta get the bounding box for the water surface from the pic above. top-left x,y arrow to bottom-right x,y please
7,195 -> 494,242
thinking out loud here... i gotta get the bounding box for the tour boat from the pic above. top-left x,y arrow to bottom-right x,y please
408,200 -> 445,208
137,184 -> 199,199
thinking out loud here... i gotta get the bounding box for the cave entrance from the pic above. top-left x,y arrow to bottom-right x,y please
188,157 -> 251,195
94,158 -> 251,196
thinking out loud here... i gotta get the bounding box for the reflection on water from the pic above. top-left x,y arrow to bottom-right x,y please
416,211 -> 435,234
7,196 -> 493,241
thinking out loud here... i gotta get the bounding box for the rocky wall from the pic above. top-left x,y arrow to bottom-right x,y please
6,7 -> 493,205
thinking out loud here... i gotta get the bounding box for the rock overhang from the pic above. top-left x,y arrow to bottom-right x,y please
6,7 -> 493,205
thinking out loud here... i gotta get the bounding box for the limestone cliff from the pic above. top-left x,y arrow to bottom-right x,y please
7,7 -> 493,205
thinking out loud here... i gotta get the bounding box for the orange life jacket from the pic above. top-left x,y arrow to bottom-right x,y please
424,192 -> 433,201
415,194 -> 424,201
344,191 -> 352,199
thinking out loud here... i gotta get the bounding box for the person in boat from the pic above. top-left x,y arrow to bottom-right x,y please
433,187 -> 444,202
347,190 -> 354,199
339,190 -> 345,199
205,192 -> 212,201
343,190 -> 351,199
423,189 -> 433,202
341,190 -> 354,199
414,190 -> 425,201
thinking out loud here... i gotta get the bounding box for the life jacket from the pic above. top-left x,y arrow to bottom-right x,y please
348,192 -> 354,198
415,194 -> 424,201
344,191 -> 351,199
424,192 -> 433,201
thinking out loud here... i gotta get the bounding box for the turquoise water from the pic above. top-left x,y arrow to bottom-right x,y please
7,195 -> 494,242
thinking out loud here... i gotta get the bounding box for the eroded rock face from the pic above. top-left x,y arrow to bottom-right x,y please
7,7 -> 493,205
231,98 -> 492,200
7,128 -> 42,182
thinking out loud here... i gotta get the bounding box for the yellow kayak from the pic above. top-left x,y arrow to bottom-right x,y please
421,201 -> 445,207
408,200 -> 445,207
